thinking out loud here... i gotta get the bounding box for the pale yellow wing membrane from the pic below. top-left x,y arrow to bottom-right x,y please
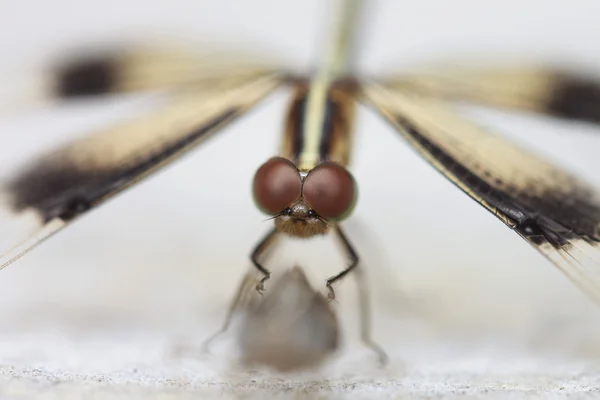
383,66 -> 600,124
0,71 -> 285,271
361,83 -> 600,303
56,44 -> 288,97
1,43 -> 288,112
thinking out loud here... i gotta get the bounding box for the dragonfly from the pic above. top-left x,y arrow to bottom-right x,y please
1,0 -> 600,317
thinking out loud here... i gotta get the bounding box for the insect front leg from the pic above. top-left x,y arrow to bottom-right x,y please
328,224 -> 387,364
201,270 -> 257,353
326,224 -> 359,301
251,227 -> 281,294
352,262 -> 388,366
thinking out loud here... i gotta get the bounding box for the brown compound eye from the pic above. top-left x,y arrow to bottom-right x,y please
253,157 -> 302,215
302,162 -> 357,220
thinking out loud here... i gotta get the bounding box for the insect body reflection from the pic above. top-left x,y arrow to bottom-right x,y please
203,265 -> 386,371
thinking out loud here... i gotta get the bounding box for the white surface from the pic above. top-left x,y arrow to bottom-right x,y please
1,0 -> 600,397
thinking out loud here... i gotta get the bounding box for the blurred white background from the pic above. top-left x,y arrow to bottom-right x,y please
0,0 -> 600,377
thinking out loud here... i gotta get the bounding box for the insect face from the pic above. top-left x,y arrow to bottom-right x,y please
252,157 -> 357,238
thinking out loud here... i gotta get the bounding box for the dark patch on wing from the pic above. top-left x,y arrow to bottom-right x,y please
54,56 -> 118,98
547,75 -> 600,124
396,116 -> 600,246
7,108 -> 238,222
57,196 -> 93,221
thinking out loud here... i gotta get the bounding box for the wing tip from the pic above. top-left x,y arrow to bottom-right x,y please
53,55 -> 119,98
0,217 -> 66,272
547,75 -> 600,124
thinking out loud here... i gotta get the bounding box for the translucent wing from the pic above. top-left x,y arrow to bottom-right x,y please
383,66 -> 600,124
360,83 -> 600,304
0,71 -> 285,270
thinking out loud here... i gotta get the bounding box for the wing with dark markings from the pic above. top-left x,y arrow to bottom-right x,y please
0,71 -> 285,270
3,44 -> 286,110
383,66 -> 600,125
360,83 -> 600,303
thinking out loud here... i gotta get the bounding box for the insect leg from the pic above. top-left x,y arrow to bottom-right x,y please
201,270 -> 257,352
251,227 -> 280,294
326,224 -> 359,301
353,263 -> 389,366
